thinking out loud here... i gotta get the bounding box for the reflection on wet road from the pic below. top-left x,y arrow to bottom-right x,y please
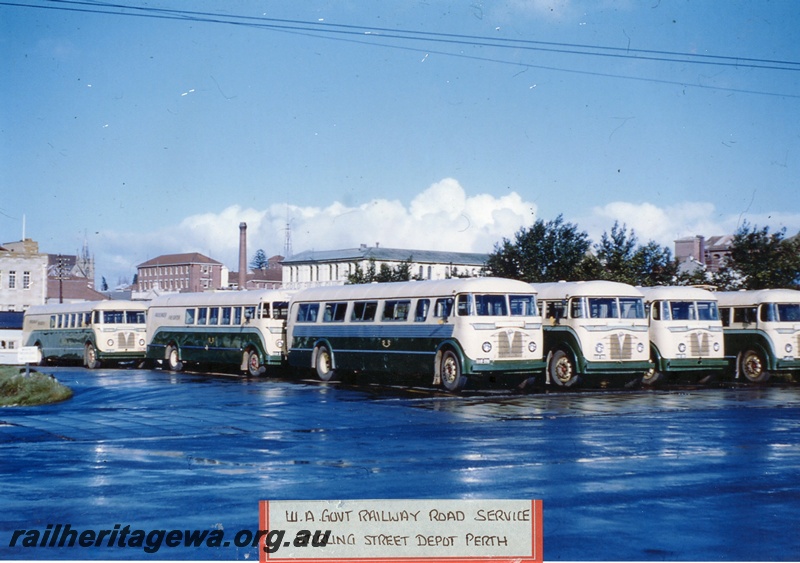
2,368 -> 799,560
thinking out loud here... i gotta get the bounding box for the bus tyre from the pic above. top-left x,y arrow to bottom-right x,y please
642,368 -> 663,386
440,349 -> 466,393
739,349 -> 770,383
549,350 -> 579,387
165,344 -> 183,372
246,349 -> 265,377
315,345 -> 338,382
84,344 -> 100,369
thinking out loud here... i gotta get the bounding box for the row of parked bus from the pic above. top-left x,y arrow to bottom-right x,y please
20,278 -> 800,391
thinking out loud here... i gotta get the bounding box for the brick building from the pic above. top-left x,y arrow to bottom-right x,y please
136,253 -> 228,293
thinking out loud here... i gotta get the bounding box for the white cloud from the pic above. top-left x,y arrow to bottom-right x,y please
93,179 -> 537,284
582,201 -> 800,251
91,184 -> 800,286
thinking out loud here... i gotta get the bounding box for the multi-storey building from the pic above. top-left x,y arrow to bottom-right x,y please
674,234 -> 734,274
281,244 -> 489,289
136,252 -> 228,293
0,239 -> 48,311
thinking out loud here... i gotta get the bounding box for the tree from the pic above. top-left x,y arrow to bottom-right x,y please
346,258 -> 414,284
594,221 -> 638,284
101,276 -> 108,291
594,222 -> 677,286
250,249 -> 269,271
487,214 -> 591,282
724,222 -> 800,289
631,241 -> 678,286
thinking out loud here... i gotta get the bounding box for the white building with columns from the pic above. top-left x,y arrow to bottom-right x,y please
282,244 -> 489,289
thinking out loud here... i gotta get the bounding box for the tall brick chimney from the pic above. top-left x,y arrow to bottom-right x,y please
238,222 -> 247,290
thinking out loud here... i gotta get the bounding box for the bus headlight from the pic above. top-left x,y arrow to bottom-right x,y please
637,342 -> 644,353
786,343 -> 794,354
139,339 -> 146,347
482,342 -> 492,353
528,341 -> 537,353
276,339 -> 284,348
713,342 -> 721,352
678,343 -> 686,353
107,339 -> 114,347
595,343 -> 604,354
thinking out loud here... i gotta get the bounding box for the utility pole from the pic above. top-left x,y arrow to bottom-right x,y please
57,254 -> 64,303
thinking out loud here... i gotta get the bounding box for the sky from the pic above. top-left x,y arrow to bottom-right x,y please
2,0 -> 799,287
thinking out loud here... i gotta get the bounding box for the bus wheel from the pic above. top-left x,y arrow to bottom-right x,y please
642,367 -> 663,386
440,349 -> 466,392
246,349 -> 265,377
315,345 -> 338,382
84,344 -> 100,369
549,350 -> 579,387
165,344 -> 183,372
739,349 -> 770,383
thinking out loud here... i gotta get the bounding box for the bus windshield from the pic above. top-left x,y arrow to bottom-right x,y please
696,301 -> 719,321
588,298 -> 618,319
456,294 -> 538,317
509,294 -> 538,316
777,303 -> 800,322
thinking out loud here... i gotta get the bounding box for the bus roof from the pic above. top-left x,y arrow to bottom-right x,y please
715,289 -> 800,307
638,285 -> 718,303
25,300 -> 149,316
532,280 -> 644,300
290,277 -> 537,304
148,289 -> 295,309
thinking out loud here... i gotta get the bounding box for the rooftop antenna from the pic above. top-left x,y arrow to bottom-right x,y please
283,209 -> 293,258
21,214 -> 26,240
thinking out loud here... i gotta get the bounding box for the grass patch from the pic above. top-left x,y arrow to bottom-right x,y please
0,366 -> 73,406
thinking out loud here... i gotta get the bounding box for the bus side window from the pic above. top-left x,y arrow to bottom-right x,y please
323,302 -> 347,322
260,303 -> 271,319
719,307 -> 731,327
759,303 -> 777,322
185,308 -> 196,325
197,307 -> 208,325
415,299 -> 430,322
296,303 -> 319,323
234,307 -> 242,325
352,301 -> 377,322
570,298 -> 584,319
244,306 -> 256,322
650,302 -> 659,321
733,307 -> 756,325
383,300 -> 410,321
221,307 -> 232,325
456,294 -> 473,316
435,298 -> 453,319
208,307 -> 219,325
50,315 -> 56,329
273,302 -> 289,320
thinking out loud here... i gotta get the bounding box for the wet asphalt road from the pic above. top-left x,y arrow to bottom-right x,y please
1,367 -> 799,561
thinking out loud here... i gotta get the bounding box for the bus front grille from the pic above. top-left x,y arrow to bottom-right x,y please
608,333 -> 632,360
495,330 -> 524,358
689,332 -> 710,356
118,332 -> 135,349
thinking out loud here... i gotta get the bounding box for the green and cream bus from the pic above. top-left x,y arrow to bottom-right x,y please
145,290 -> 294,376
23,300 -> 148,368
286,277 -> 545,392
534,280 -> 653,387
716,289 -> 800,383
638,286 -> 728,384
